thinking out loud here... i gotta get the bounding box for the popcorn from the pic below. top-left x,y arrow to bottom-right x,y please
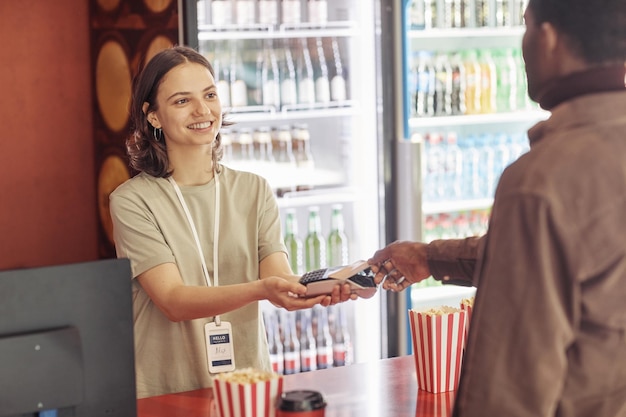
213,368 -> 283,417
460,297 -> 475,343
409,307 -> 466,393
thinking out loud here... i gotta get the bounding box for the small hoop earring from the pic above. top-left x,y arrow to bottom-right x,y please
153,127 -> 162,142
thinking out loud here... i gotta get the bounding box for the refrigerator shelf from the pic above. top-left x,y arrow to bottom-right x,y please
276,186 -> 360,208
198,22 -> 358,41
225,101 -> 359,123
408,26 -> 524,51
408,109 -> 548,129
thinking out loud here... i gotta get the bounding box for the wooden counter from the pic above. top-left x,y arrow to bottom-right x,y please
137,355 -> 455,417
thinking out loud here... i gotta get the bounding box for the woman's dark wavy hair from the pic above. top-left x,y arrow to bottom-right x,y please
127,45 -> 232,177
528,0 -> 626,64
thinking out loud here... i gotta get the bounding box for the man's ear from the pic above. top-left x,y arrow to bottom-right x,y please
142,102 -> 160,128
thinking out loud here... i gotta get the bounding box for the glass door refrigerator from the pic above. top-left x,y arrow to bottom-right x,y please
380,0 -> 549,356
180,0 -> 385,371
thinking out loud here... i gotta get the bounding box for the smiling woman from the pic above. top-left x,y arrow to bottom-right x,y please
108,46 -> 354,399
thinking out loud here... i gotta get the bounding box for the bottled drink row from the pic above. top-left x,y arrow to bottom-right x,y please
417,209 -> 490,287
221,123 -> 319,195
410,47 -> 534,117
284,205 -> 349,275
198,0 -> 334,28
409,0 -> 528,29
421,130 -> 529,202
263,304 -> 353,375
206,37 -> 348,111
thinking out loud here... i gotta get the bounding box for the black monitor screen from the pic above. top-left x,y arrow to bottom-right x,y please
0,259 -> 136,417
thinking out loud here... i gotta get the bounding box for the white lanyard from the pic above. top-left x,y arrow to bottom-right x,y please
168,170 -> 222,325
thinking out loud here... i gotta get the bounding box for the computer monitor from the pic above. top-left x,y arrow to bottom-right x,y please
0,259 -> 136,417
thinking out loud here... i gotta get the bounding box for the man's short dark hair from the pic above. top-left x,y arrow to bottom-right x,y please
528,0 -> 626,64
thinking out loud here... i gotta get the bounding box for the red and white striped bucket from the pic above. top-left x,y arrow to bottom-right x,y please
213,372 -> 284,417
409,309 -> 466,393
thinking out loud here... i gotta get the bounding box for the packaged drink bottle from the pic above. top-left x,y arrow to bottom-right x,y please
296,38 -> 316,106
298,310 -> 317,372
476,134 -> 496,198
261,42 -> 281,109
475,0 -> 490,27
495,0 -> 509,27
305,206 -> 326,271
433,53 -> 453,116
415,51 -> 435,117
281,0 -> 301,24
235,0 -> 256,25
314,306 -> 333,369
424,0 -> 437,29
211,0 -> 233,25
308,0 -> 328,25
219,128 -> 234,162
444,133 -> 463,200
274,126 -> 297,195
229,42 -> 248,107
409,0 -> 426,30
279,41 -> 298,108
462,49 -> 481,114
449,52 -> 466,115
213,41 -> 232,107
443,0 -> 453,28
258,0 -> 278,25
494,48 -> 518,113
282,311 -> 301,375
314,37 -> 331,104
478,49 -> 496,114
460,134 -> 481,199
253,126 -> 274,164
424,133 -> 446,201
236,128 -> 255,163
264,310 -> 284,374
453,0 -> 467,28
291,123 -> 315,191
284,209 -> 304,275
330,37 -> 347,102
332,305 -> 353,367
326,204 -> 349,267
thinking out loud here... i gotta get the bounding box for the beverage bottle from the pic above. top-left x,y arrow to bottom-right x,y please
444,132 -> 463,200
264,310 -> 284,374
513,48 -> 531,110
219,127 -> 234,162
305,206 -> 326,271
409,0 -> 426,30
253,126 -> 274,164
314,306 -> 333,369
495,0 -> 509,27
211,0 -> 234,25
477,134 -> 496,198
415,51 -> 435,117
261,42 -> 281,109
229,42 -> 248,107
449,52 -> 466,115
329,37 -> 347,102
453,0 -> 467,27
460,134 -> 481,199
313,37 -> 331,104
282,311 -> 301,374
274,125 -> 297,195
478,49 -> 496,114
475,0 -> 490,27
424,0 -> 437,29
279,41 -> 298,108
433,53 -> 452,116
298,310 -> 317,372
258,0 -> 278,25
492,133 -> 510,185
213,41 -> 232,107
292,123 -> 315,191
307,0 -> 328,25
296,38 -> 316,106
443,0 -> 454,28
332,305 -> 353,367
237,128 -> 255,164
281,0 -> 301,24
494,48 -> 517,113
425,133 -> 446,201
235,0 -> 256,25
463,49 -> 481,114
326,204 -> 349,267
284,209 -> 304,275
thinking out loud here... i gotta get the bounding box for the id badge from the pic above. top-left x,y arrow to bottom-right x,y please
205,321 -> 236,373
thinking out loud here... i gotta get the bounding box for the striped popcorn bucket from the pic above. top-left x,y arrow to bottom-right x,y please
213,373 -> 284,417
408,309 -> 466,393
459,301 -> 473,345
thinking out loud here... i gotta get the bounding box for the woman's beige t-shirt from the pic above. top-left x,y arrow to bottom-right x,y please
110,166 -> 286,398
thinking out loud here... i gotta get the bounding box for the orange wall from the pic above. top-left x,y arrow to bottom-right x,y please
0,0 -> 98,269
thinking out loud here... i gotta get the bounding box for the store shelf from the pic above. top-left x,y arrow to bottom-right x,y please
423,198 -> 493,215
225,100 -> 359,123
198,21 -> 358,41
409,26 -> 525,51
409,109 -> 548,129
276,186 -> 359,209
